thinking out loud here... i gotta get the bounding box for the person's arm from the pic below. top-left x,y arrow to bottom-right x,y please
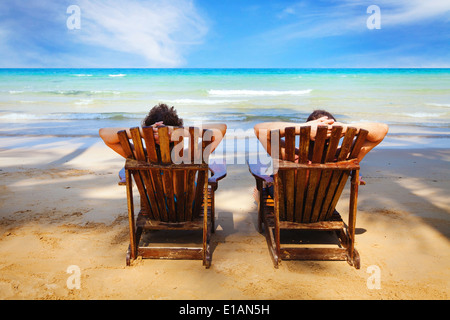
99,121 -> 165,158
98,127 -> 130,158
254,119 -> 388,162
100,122 -> 228,159
201,123 -> 227,152
334,122 -> 389,161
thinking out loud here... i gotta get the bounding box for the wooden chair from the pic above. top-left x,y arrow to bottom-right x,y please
118,126 -> 226,268
249,125 -> 368,269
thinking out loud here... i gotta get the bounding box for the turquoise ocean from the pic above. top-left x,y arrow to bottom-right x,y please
0,68 -> 449,150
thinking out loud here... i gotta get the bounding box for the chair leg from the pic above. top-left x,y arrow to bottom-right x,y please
126,169 -> 137,265
256,180 -> 263,233
347,169 -> 360,269
202,179 -> 212,268
202,221 -> 212,268
126,226 -> 143,266
211,189 -> 215,233
126,245 -> 131,266
263,219 -> 280,268
203,244 -> 211,269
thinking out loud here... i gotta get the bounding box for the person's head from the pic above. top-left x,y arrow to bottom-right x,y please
142,103 -> 183,127
306,109 -> 336,122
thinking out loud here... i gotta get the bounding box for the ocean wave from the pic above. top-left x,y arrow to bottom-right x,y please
109,74 -> 126,77
8,89 -> 122,96
0,112 -> 143,121
166,98 -> 245,105
180,110 -> 303,123
426,103 -> 450,108
74,74 -> 93,77
207,89 -> 312,97
74,99 -> 94,105
404,112 -> 446,118
91,90 -> 121,95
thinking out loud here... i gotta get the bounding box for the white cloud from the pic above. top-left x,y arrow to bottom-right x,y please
370,0 -> 450,26
77,0 -> 208,67
0,0 -> 208,67
272,0 -> 450,40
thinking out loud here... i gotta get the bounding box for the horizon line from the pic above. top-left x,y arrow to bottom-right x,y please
1,67 -> 449,70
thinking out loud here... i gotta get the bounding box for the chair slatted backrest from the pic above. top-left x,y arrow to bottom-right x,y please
270,125 -> 368,223
118,126 -> 214,222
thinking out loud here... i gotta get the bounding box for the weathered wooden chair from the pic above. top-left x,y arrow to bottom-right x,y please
118,126 -> 226,268
249,125 -> 368,269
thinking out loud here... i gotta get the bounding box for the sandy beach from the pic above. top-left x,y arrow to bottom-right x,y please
0,134 -> 448,301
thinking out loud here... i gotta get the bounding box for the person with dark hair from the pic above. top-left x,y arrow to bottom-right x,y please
141,103 -> 184,127
99,103 -> 226,158
306,109 -> 336,122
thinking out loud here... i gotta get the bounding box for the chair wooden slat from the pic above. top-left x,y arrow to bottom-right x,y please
141,126 -> 166,220
130,127 -> 160,220
298,126 -> 310,164
158,127 -> 176,222
325,126 -> 343,162
190,127 -> 200,164
185,169 -> 197,221
174,134 -> 185,221
117,130 -> 133,158
193,170 -> 207,218
311,126 -> 328,163
130,127 -> 146,160
141,126 -> 159,163
284,127 -> 296,221
118,130 -> 151,216
270,129 -> 281,161
310,169 -> 332,222
301,126 -> 328,222
338,127 -> 357,161
321,127 -> 357,220
294,126 -> 310,221
349,128 -> 369,159
325,171 -> 350,220
158,127 -> 172,164
274,171 -> 285,221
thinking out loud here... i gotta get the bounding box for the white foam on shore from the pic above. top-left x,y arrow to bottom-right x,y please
208,89 -> 312,97
0,112 -> 143,120
426,103 -> 450,108
165,98 -> 244,105
405,112 -> 446,118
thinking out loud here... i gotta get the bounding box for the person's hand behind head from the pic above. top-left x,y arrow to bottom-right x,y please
151,121 -> 164,144
308,116 -> 335,140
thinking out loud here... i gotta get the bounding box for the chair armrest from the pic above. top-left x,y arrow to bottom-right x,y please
247,162 -> 273,184
118,167 -> 126,185
209,160 -> 227,184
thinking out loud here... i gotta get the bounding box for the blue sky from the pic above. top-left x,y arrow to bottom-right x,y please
0,0 -> 449,68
